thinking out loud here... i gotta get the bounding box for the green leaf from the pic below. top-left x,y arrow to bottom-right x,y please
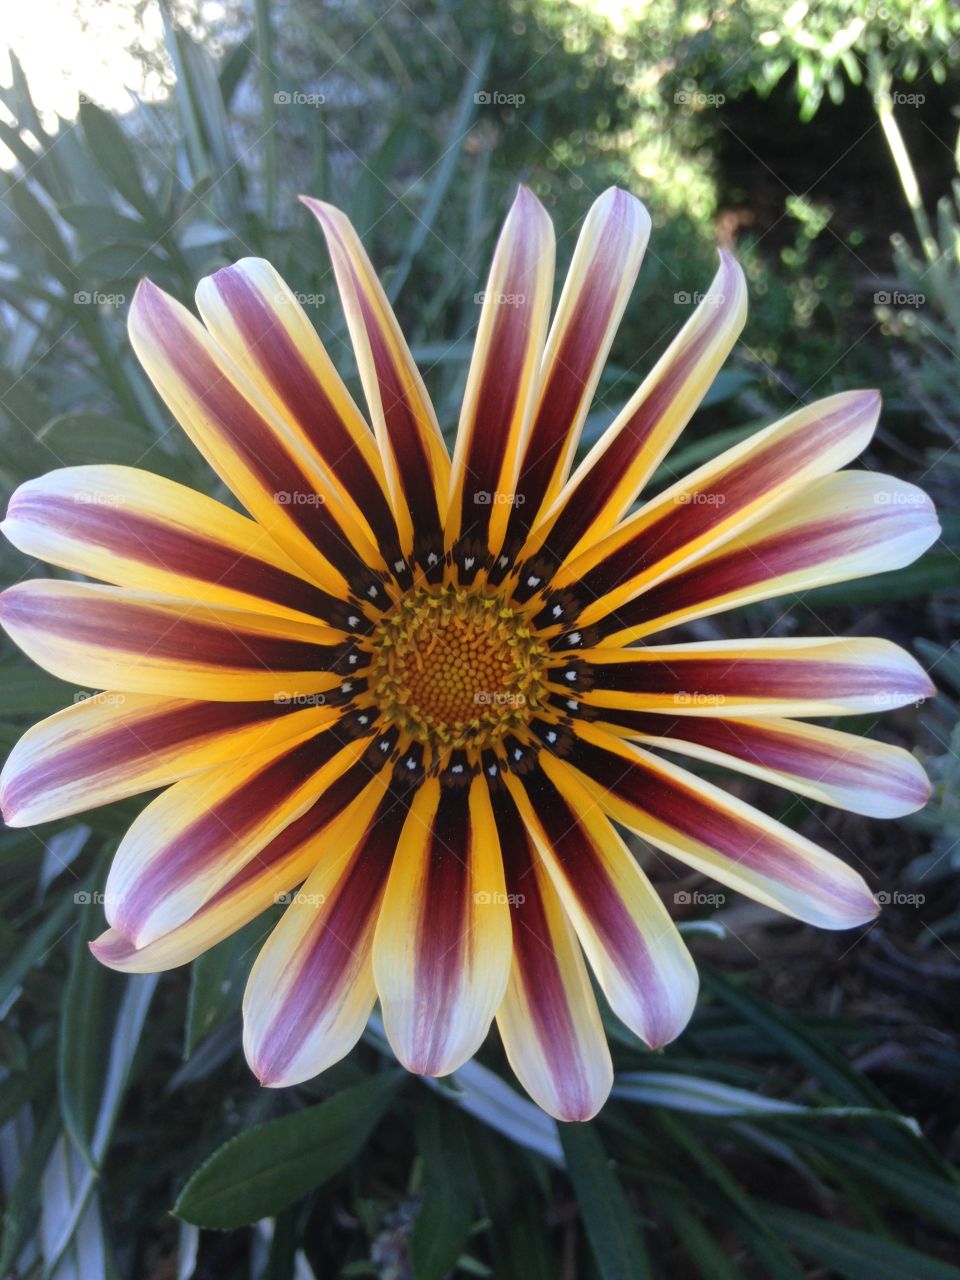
411,1099 -> 477,1280
763,1204 -> 960,1280
184,918 -> 262,1057
78,101 -> 156,222
59,895 -> 113,1167
174,1071 -> 404,1228
559,1122 -> 651,1280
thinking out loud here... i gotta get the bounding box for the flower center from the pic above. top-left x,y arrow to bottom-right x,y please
368,585 -> 547,753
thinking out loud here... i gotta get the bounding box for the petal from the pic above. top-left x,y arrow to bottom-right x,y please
490,780 -> 613,1120
520,251 -> 746,571
243,769 -> 403,1087
494,188 -> 651,568
302,198 -> 450,573
553,636 -> 934,719
596,470 -> 940,644
506,756 -> 697,1049
604,713 -> 932,819
195,258 -> 406,576
0,579 -> 347,700
0,691 -> 334,827
91,729 -> 385,973
446,186 -> 555,576
373,771 -> 511,1076
3,465 -> 355,627
530,388 -> 881,626
128,279 -> 389,604
543,720 -> 879,929
104,723 -> 368,947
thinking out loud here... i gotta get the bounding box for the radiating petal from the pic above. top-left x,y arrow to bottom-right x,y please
446,186 -> 555,577
3,465 -> 355,628
519,251 -> 746,572
373,771 -> 511,1076
493,188 -> 650,572
595,470 -> 940,644
128,279 -> 390,606
505,753 -> 697,1049
302,198 -> 450,573
104,723 -> 368,947
603,712 -> 931,819
91,726 -> 386,973
244,769 -> 404,1087
529,389 -> 880,626
551,636 -> 934,719
490,779 -> 613,1120
0,691 -> 334,827
540,720 -> 879,929
195,258 -> 407,577
0,579 -> 347,701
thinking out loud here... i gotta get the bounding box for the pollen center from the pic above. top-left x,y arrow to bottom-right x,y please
369,585 -> 547,753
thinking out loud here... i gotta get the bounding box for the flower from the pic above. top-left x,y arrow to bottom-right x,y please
0,187 -> 938,1122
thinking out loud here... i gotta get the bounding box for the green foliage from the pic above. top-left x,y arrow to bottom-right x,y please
0,1 -> 958,1277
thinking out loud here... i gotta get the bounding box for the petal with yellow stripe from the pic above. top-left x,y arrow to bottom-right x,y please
544,720 -> 879,929
0,691 -> 335,827
531,389 -> 880,626
302,198 -> 450,571
195,258 -> 405,576
128,279 -> 388,603
595,470 -> 940,644
373,770 -> 511,1076
446,186 -> 555,576
3,465 -> 356,628
105,726 -> 366,947
91,733 -> 385,973
519,251 -> 746,571
507,756 -> 697,1049
601,712 -> 931,819
550,636 -> 934,720
0,579 -> 346,701
490,779 -> 612,1121
243,769 -> 405,1087
495,187 -> 650,569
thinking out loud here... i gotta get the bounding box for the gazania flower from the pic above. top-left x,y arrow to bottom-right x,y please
0,187 -> 938,1122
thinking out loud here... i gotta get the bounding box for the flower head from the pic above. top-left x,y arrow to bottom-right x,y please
0,187 -> 938,1120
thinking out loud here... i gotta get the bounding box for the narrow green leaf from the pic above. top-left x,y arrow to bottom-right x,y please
411,1099 -> 477,1280
763,1204 -> 960,1280
559,1123 -> 651,1280
174,1071 -> 404,1228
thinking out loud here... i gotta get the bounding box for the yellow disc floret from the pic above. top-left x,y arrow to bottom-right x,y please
368,585 -> 547,754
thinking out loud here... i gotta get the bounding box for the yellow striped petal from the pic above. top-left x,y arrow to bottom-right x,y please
302,198 -> 450,572
105,727 -> 364,946
552,636 -> 934,720
373,772 -> 511,1076
445,186 -> 555,573
3,465 -> 356,627
0,579 -> 346,701
0,691 -> 334,826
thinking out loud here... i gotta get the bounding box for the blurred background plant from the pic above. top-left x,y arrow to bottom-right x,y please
1,1 -> 959,1277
